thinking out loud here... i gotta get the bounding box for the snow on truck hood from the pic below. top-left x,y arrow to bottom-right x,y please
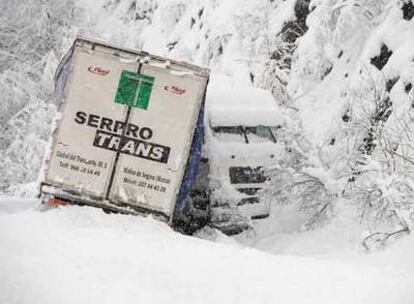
206,82 -> 284,127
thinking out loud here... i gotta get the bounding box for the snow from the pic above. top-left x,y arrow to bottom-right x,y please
0,196 -> 39,215
207,78 -> 284,127
1,198 -> 414,304
3,1 -> 414,303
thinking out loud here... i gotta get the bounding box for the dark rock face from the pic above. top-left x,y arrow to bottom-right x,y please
272,0 -> 311,71
294,0 -> 311,31
282,0 -> 311,43
402,1 -> 414,21
342,110 -> 351,123
370,44 -> 393,71
405,83 -> 412,94
386,77 -> 400,93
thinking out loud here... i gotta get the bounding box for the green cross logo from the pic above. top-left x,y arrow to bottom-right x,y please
114,70 -> 154,110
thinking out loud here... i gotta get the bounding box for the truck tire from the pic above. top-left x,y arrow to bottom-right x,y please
173,189 -> 211,235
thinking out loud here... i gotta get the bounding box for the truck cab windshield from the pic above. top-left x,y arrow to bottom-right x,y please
212,126 -> 277,143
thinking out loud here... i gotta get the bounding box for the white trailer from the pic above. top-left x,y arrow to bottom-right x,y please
40,37 -> 209,223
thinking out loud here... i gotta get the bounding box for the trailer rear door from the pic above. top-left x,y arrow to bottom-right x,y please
44,38 -> 208,219
108,63 -> 207,216
45,42 -> 141,198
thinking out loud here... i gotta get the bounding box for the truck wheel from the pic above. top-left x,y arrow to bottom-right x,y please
173,189 -> 211,235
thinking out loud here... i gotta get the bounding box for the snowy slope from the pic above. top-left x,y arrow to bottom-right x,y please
0,198 -> 413,304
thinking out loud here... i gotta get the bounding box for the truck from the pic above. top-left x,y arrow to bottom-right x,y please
39,37 -> 209,225
174,81 -> 285,235
40,37 -> 283,236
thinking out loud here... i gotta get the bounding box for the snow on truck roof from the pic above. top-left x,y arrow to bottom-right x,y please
206,83 -> 283,127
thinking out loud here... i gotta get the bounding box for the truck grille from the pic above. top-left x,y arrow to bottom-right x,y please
229,167 -> 266,184
237,197 -> 260,206
236,188 -> 260,195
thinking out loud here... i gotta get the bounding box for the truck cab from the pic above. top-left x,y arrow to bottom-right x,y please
204,82 -> 284,234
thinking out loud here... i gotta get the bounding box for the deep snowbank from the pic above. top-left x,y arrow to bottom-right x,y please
0,198 -> 412,304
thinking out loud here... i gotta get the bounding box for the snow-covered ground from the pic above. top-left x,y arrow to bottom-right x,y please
1,197 -> 413,304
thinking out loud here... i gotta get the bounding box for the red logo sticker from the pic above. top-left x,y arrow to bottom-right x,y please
164,85 -> 186,95
87,66 -> 110,76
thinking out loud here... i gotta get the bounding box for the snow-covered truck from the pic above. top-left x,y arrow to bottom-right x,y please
39,37 -> 209,224
176,83 -> 284,235
206,85 -> 284,234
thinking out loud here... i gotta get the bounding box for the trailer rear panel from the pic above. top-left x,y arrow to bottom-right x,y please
109,63 -> 207,215
42,38 -> 209,219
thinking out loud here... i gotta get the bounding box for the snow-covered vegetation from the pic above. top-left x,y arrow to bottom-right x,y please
0,0 -> 74,195
2,0 -> 414,247
2,1 -> 414,302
